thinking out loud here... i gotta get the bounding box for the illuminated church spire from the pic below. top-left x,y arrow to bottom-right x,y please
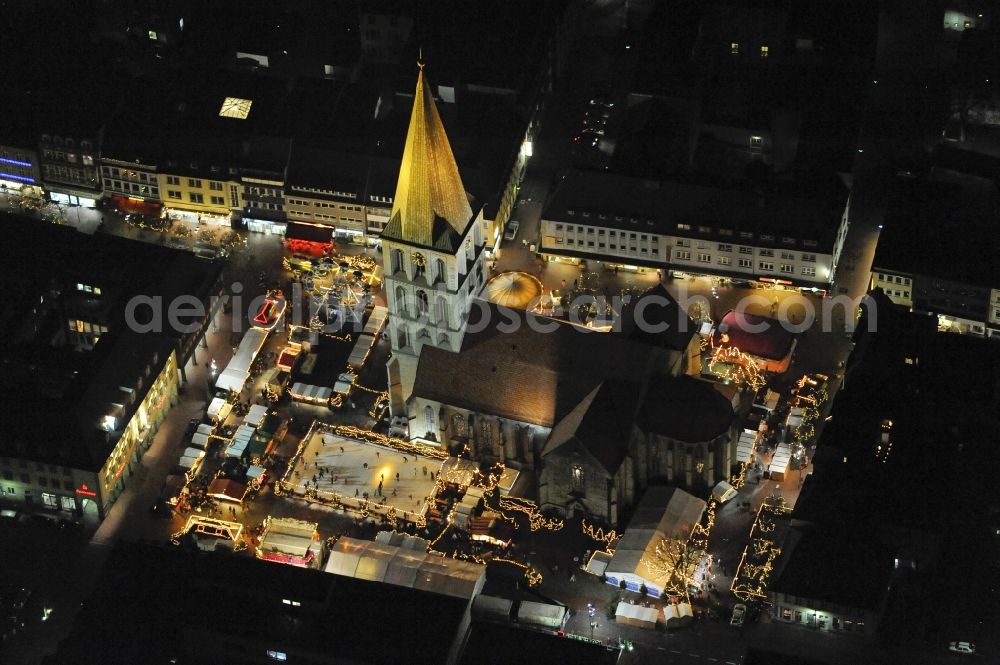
390,58 -> 473,247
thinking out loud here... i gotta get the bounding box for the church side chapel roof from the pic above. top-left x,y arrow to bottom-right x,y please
542,380 -> 640,474
381,61 -> 474,250
639,375 -> 734,443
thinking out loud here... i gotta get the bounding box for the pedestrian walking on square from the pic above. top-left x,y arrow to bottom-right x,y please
396,472 -> 400,481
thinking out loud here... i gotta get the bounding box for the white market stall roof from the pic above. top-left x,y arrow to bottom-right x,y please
605,487 -> 706,592
586,550 -> 612,576
182,447 -> 205,460
259,518 -> 319,558
207,396 -> 231,419
215,328 -> 269,392
347,333 -> 377,369
737,430 -> 757,463
517,601 -> 566,629
290,383 -> 333,403
245,404 -> 269,427
246,465 -> 266,480
363,305 -> 388,336
615,602 -> 659,628
324,536 -> 484,600
226,424 -> 257,458
334,373 -> 355,395
374,531 -> 430,550
785,407 -> 806,430
712,481 -> 736,503
215,368 -> 248,394
196,423 -> 214,436
191,432 -> 210,448
769,443 -> 793,475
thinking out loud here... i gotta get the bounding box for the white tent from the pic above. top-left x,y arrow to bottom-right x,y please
615,602 -> 658,629
207,397 -> 233,421
604,487 -> 706,597
517,601 -> 566,629
247,465 -> 266,481
196,423 -> 214,436
325,538 -> 367,578
712,481 -> 737,504
737,429 -> 757,463
363,305 -> 388,336
347,333 -> 377,369
324,537 -> 485,599
216,328 -> 269,393
191,432 -> 210,449
382,547 -> 425,588
769,443 -> 793,480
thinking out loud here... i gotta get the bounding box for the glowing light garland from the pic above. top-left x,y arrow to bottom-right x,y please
499,496 -> 564,532
581,519 -> 619,551
707,343 -> 766,391
730,502 -> 790,601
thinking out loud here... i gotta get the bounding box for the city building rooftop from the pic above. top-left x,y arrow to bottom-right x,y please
875,167 -> 1000,287
543,171 -> 847,252
0,213 -> 222,470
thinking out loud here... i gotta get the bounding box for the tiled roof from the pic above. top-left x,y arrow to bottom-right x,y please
411,304 -> 666,427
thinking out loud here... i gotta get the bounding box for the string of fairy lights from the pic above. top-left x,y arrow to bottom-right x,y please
499,496 -> 565,532
730,501 -> 790,601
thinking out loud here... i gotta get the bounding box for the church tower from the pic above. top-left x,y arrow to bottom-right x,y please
381,61 -> 487,417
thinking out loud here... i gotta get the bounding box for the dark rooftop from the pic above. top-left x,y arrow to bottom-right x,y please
461,620 -> 619,665
770,527 -> 894,610
543,171 -> 847,252
46,539 -> 468,665
640,375 -> 734,443
874,167 -> 1000,287
0,213 -> 222,470
794,292 -> 1000,536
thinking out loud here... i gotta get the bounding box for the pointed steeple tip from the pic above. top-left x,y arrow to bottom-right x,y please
417,47 -> 424,70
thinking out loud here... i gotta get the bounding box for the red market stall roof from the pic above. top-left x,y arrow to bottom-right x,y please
714,310 -> 795,361
207,478 -> 248,504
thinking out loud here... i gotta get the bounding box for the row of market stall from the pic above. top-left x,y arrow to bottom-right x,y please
614,601 -> 694,630
324,533 -> 486,600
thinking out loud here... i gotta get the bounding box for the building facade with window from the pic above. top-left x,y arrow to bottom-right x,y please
539,171 -> 849,289
0,142 -> 42,195
39,130 -> 102,207
0,215 -> 223,521
157,167 -> 241,219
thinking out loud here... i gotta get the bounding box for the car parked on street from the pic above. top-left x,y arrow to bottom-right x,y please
948,642 -> 975,655
503,220 -> 519,241
730,603 -> 746,627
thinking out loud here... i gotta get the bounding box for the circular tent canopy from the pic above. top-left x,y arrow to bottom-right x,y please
484,271 -> 543,310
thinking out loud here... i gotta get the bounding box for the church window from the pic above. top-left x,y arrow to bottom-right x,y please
395,323 -> 408,349
395,286 -> 408,316
390,249 -> 404,274
435,297 -> 448,325
424,405 -> 435,433
571,465 -> 585,495
416,290 -> 429,317
434,258 -> 446,283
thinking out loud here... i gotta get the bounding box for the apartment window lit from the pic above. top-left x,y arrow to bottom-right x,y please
760,45 -> 769,58
750,136 -> 763,154
731,42 -> 739,54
